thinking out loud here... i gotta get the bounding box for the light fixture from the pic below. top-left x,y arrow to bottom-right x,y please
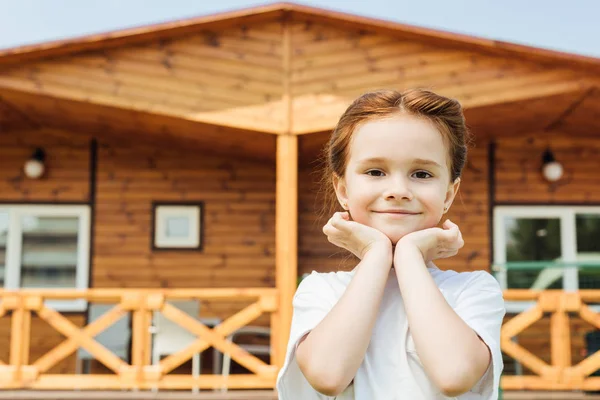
541,148 -> 563,182
23,148 -> 46,179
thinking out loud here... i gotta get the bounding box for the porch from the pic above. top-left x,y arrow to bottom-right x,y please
0,390 -> 598,400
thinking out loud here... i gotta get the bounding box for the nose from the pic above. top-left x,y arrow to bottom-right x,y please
382,176 -> 413,201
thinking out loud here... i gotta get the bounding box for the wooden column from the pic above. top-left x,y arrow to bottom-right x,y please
273,16 -> 297,369
274,134 -> 298,368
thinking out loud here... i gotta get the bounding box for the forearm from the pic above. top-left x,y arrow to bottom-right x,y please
394,245 -> 490,395
297,249 -> 391,395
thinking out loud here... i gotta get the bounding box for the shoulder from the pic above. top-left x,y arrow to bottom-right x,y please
297,270 -> 353,291
433,268 -> 501,292
433,269 -> 504,310
460,270 -> 503,294
293,270 -> 353,305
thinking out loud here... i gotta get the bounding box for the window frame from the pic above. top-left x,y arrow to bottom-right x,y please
493,205 -> 600,313
151,201 -> 204,251
0,204 -> 91,312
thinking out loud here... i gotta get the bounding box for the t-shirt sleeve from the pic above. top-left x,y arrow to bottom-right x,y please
276,272 -> 336,400
453,271 -> 506,399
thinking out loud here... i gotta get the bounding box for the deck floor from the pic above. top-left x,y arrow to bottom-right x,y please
0,391 -> 277,400
504,391 -> 600,399
1,390 -> 600,399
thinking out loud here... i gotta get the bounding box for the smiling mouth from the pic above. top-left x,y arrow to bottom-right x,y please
373,211 -> 420,215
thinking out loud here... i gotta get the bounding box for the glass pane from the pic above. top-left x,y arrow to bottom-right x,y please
0,211 -> 8,287
165,217 -> 190,238
504,217 -> 562,289
576,214 -> 600,289
20,216 -> 79,288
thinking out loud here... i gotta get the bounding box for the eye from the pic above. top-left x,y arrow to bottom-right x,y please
413,171 -> 433,179
366,170 -> 385,177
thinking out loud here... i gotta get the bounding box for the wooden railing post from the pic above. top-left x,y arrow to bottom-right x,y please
123,291 -> 155,386
8,294 -> 25,385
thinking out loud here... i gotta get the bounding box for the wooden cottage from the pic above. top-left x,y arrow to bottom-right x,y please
0,2 -> 599,395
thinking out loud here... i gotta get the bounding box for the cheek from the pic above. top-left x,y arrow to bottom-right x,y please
348,203 -> 371,225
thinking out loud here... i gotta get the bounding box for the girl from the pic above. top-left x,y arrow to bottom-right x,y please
276,89 -> 505,399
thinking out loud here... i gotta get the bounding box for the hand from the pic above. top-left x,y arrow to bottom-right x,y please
322,212 -> 392,260
395,219 -> 464,263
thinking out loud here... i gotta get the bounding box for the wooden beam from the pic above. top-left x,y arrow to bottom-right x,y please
274,15 -> 298,369
0,76 -> 281,134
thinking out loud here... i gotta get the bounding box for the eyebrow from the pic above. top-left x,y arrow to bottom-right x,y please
413,158 -> 443,169
357,157 -> 443,169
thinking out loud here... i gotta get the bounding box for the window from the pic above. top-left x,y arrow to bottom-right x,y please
0,205 -> 91,311
152,202 -> 203,250
494,206 -> 600,312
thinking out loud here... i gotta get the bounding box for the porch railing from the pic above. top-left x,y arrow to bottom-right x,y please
0,288 -> 279,390
502,289 -> 600,391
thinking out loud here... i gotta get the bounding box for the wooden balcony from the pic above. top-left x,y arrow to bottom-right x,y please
5,287 -> 600,395
0,288 -> 279,392
502,289 -> 600,391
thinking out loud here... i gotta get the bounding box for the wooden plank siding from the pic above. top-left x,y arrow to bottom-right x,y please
287,18 -> 591,134
495,131 -> 600,375
495,131 -> 600,203
0,127 -> 90,202
93,140 -> 276,289
0,17 -> 594,139
93,139 -> 277,331
0,126 -> 276,373
0,22 -> 285,134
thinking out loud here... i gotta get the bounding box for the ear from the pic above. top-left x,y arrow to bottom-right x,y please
443,177 -> 460,214
332,174 -> 349,210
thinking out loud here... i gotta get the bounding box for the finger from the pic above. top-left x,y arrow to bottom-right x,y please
457,227 -> 464,247
441,226 -> 460,244
331,212 -> 349,228
443,219 -> 458,230
443,220 -> 461,237
322,222 -> 336,236
340,212 -> 350,220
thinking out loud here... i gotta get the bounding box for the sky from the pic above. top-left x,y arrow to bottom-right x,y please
0,0 -> 598,58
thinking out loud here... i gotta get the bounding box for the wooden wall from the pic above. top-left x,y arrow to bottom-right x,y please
0,17 -> 591,137
495,131 -> 600,203
495,130 -> 600,375
2,124 -> 599,377
0,127 -> 89,372
0,125 -> 276,370
0,127 -> 90,201
287,18 -> 587,134
93,140 -> 276,289
0,21 -> 285,134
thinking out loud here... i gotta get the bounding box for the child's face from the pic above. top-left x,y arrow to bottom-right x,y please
334,114 -> 460,244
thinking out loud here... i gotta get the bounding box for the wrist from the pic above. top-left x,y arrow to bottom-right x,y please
394,240 -> 425,262
362,241 -> 393,263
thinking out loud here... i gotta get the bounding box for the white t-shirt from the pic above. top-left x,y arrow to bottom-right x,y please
276,266 -> 506,399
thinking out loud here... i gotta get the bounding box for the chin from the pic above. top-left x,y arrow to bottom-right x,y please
379,227 -> 415,245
